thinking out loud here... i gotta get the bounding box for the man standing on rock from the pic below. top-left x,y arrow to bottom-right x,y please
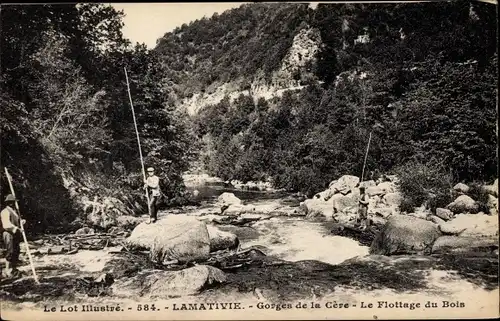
358,186 -> 370,230
1,194 -> 25,278
144,167 -> 161,224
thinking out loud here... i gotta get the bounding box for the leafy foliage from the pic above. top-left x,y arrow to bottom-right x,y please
393,160 -> 454,213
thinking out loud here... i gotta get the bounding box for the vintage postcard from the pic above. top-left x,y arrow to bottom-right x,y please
0,1 -> 498,320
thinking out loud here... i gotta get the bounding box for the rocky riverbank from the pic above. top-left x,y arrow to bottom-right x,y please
1,174 -> 498,318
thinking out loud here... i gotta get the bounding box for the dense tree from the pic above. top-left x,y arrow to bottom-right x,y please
0,4 -> 197,232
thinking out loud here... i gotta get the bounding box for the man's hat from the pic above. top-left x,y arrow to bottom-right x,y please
147,167 -> 155,172
4,194 -> 17,202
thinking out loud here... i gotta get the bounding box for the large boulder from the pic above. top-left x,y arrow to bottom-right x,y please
300,197 -> 334,220
222,202 -> 282,217
331,175 -> 360,194
377,181 -> 396,194
487,195 -> 498,216
453,183 -> 470,194
126,215 -> 211,264
383,192 -> 402,207
206,225 -> 239,252
427,215 -> 446,225
332,189 -> 360,214
407,206 -> 431,219
432,235 -> 498,255
438,213 -> 498,237
75,227 -> 95,235
370,215 -> 441,255
222,204 -> 256,216
366,186 -> 384,197
217,193 -> 242,206
116,215 -> 143,230
111,265 -> 226,298
446,195 -> 479,214
314,189 -> 333,201
359,180 -> 376,189
371,206 -> 398,219
435,208 -> 453,221
483,179 -> 498,197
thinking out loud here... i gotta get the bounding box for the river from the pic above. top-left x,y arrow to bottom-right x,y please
184,181 -> 369,265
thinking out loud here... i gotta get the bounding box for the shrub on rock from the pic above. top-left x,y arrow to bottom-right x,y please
394,161 -> 453,213
370,215 -> 441,255
126,215 -> 211,264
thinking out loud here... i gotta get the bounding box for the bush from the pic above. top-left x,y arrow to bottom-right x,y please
393,159 -> 454,213
467,182 -> 490,214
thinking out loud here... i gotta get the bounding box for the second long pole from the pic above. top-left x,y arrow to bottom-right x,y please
124,67 -> 151,217
361,131 -> 372,182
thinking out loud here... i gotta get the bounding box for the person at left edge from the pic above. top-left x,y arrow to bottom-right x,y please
1,194 -> 25,278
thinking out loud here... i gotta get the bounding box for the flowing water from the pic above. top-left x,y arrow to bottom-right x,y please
186,182 -> 370,265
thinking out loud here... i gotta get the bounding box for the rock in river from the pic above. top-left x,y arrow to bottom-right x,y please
439,213 -> 498,237
126,214 -> 210,264
370,215 -> 441,255
217,192 -> 242,206
206,225 -> 239,252
446,195 -> 479,214
432,235 -> 498,255
300,197 -> 334,220
111,265 -> 226,298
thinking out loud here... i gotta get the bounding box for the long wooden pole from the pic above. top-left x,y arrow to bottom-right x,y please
4,167 -> 39,283
361,131 -> 372,182
124,68 -> 151,217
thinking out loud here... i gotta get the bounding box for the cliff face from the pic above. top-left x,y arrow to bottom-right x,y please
176,25 -> 321,115
154,3 -> 314,114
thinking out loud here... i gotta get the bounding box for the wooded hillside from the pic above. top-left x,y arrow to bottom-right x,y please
163,1 -> 498,198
